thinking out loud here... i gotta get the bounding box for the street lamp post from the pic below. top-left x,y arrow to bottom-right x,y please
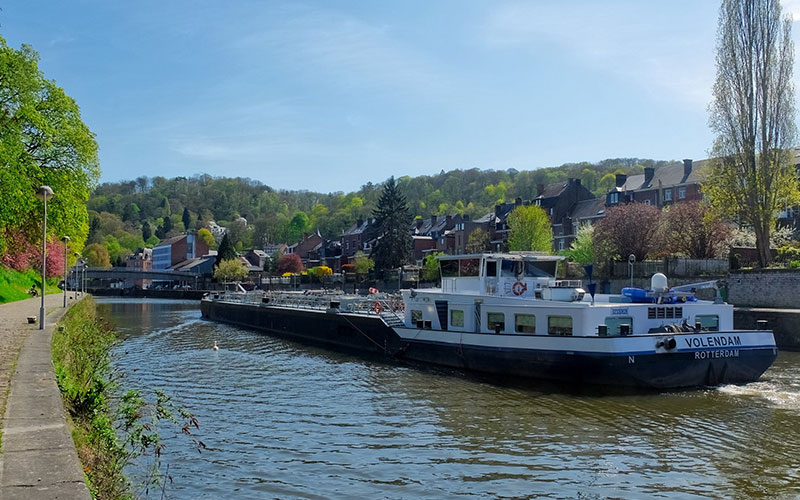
73,253 -> 80,299
61,236 -> 70,307
37,185 -> 54,330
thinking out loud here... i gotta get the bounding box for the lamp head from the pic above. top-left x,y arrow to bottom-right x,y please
36,185 -> 54,201
61,235 -> 70,243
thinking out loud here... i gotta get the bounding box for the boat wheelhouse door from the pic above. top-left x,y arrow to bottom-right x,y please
484,258 -> 498,295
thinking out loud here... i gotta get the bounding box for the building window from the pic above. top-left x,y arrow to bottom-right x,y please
696,315 -> 719,331
605,316 -> 633,336
548,315 -> 573,336
664,189 -> 672,202
644,199 -> 651,205
609,192 -> 619,204
678,186 -> 686,199
558,239 -> 565,250
515,314 -> 536,333
487,312 -> 505,333
451,309 -> 464,328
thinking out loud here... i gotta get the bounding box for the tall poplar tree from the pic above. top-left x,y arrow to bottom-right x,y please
371,176 -> 411,270
705,0 -> 799,267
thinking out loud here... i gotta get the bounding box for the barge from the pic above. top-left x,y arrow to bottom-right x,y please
201,253 -> 777,390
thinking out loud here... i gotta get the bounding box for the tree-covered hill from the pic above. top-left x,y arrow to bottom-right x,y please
85,157 -> 678,264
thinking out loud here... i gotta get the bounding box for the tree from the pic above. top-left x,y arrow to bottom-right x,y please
705,0 -> 799,267
466,228 -> 490,254
353,251 -> 375,275
371,177 -> 412,270
0,36 -> 99,257
287,212 -> 311,243
84,243 -> 111,268
215,233 -> 237,267
182,207 -> 192,230
142,221 -> 152,241
594,203 -> 663,262
662,201 -> 733,258
197,227 -> 215,248
307,265 -> 333,282
214,258 -> 248,281
559,224 -> 595,265
507,205 -> 553,252
277,253 -> 303,274
422,252 -> 443,281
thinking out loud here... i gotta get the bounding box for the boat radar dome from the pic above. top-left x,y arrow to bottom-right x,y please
651,273 -> 668,293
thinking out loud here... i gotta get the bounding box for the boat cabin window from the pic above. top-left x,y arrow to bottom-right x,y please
487,312 -> 505,333
460,258 -> 480,277
548,315 -> 573,336
696,314 -> 719,331
514,314 -> 536,333
501,260 -> 521,278
441,260 -> 459,278
411,310 -> 423,323
451,309 -> 465,327
605,316 -> 633,336
485,260 -> 498,278
524,260 -> 556,278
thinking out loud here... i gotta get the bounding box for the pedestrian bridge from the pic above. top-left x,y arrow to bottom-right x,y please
80,267 -> 200,281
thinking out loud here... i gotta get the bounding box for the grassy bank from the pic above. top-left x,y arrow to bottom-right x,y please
54,297 -> 202,499
0,266 -> 61,304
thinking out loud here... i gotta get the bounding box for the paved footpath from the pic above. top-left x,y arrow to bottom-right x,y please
0,293 -> 91,499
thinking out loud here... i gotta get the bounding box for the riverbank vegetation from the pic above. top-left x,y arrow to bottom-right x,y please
0,267 -> 60,304
53,298 -> 202,498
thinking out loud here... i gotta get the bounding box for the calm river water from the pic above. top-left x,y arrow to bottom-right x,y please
97,298 -> 800,499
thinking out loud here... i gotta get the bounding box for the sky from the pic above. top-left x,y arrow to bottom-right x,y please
4,0 -> 800,193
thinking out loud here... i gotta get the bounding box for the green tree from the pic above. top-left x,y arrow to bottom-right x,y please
0,36 -> 99,255
141,221 -> 152,241
83,243 -> 110,268
559,224 -> 595,265
353,251 -> 375,275
288,212 -> 311,243
466,228 -> 490,254
215,233 -> 237,266
182,207 -> 192,230
706,0 -> 799,267
197,227 -> 215,248
507,205 -> 553,252
371,177 -> 412,270
422,252 -> 443,281
214,258 -> 248,281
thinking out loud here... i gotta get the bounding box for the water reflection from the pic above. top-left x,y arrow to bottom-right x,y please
97,298 -> 800,499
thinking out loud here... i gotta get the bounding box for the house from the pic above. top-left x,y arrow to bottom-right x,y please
245,249 -> 269,270
555,198 -> 607,251
287,230 -> 325,267
171,255 -> 216,277
453,213 -> 498,255
341,219 -> 379,261
606,159 -> 704,208
152,233 -> 210,270
125,247 -> 152,288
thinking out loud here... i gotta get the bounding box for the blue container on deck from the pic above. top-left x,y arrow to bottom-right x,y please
621,287 -> 655,303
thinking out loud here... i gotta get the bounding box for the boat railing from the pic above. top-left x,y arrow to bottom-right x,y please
547,279 -> 583,288
211,290 -> 405,324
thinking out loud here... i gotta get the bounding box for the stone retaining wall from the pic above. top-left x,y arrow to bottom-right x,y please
727,270 -> 800,308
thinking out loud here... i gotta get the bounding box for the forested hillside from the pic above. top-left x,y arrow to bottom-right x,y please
86,157 -> 679,264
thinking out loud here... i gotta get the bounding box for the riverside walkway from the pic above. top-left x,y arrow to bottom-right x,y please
0,293 -> 90,499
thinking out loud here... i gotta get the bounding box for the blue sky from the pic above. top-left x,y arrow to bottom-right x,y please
4,1 -> 800,192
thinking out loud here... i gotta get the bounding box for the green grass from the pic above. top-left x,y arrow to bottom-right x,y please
0,266 -> 62,304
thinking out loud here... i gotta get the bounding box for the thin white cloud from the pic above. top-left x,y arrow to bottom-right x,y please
482,3 -> 715,107
231,8 -> 457,100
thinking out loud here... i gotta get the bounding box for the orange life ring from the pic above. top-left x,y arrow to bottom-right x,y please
373,301 -> 383,314
512,281 -> 527,296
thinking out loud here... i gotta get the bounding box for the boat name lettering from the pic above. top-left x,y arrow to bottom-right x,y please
695,350 -> 740,359
684,335 -> 741,349
612,308 -> 629,315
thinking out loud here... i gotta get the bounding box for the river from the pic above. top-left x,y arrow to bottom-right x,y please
97,298 -> 800,499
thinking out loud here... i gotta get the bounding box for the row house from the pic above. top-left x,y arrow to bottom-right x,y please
341,218 -> 379,260
606,159 -> 704,208
536,178 -> 596,251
